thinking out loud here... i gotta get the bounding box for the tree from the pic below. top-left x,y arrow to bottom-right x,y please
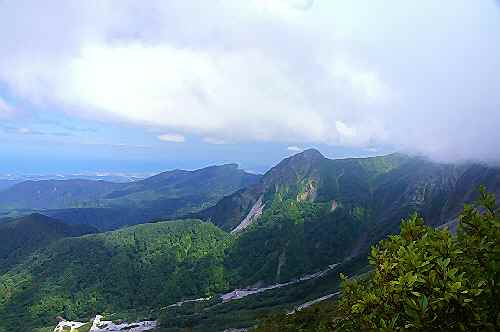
335,187 -> 499,331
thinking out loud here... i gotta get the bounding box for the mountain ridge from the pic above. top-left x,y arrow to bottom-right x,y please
0,164 -> 261,230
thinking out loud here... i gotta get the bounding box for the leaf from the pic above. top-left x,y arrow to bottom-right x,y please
419,295 -> 428,312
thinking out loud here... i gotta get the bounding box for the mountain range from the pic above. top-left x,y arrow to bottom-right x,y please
0,149 -> 498,331
0,164 -> 260,230
197,149 -> 498,245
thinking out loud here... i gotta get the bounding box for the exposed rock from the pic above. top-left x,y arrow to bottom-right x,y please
288,291 -> 341,315
90,315 -> 157,331
330,200 -> 338,212
220,263 -> 339,303
231,195 -> 264,234
166,296 -> 212,308
53,320 -> 88,332
296,180 -> 318,202
54,315 -> 157,332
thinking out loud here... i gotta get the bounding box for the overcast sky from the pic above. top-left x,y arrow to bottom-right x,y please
1,0 -> 499,173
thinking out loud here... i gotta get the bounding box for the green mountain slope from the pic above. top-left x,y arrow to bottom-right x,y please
194,149 -> 500,285
0,220 -> 231,331
195,149 -> 407,232
1,151 -> 499,331
0,214 -> 96,273
225,200 -> 364,285
104,163 -> 259,210
198,150 -> 499,241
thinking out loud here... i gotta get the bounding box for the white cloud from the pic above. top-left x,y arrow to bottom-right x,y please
287,146 -> 303,152
203,137 -> 227,145
0,1 -> 499,162
17,127 -> 32,135
0,97 -> 14,118
157,133 -> 185,143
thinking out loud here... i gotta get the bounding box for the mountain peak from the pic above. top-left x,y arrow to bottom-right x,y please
294,148 -> 324,160
261,148 -> 325,185
283,148 -> 325,166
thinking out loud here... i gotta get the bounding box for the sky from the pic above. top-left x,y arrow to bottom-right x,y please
1,0 -> 499,174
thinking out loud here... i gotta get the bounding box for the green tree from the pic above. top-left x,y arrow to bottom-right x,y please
335,187 -> 499,331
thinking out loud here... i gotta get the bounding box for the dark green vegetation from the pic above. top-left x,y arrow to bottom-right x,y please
156,256 -> 368,332
255,188 -> 500,331
0,164 -> 260,230
0,214 -> 96,273
255,300 -> 338,332
0,150 -> 499,331
225,199 -> 363,285
0,220 -> 231,331
0,199 -> 364,331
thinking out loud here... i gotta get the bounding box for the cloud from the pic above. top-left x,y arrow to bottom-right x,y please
0,1 -> 499,162
0,124 -> 71,137
287,146 -> 303,152
157,133 -> 185,143
17,127 -> 34,135
0,97 -> 14,118
103,143 -> 152,150
203,137 -> 227,145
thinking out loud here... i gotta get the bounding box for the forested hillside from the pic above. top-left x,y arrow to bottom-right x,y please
0,214 -> 96,273
0,220 -> 231,331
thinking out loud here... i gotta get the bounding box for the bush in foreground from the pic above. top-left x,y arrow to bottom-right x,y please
256,187 -> 499,331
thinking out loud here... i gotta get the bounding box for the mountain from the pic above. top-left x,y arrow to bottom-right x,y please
198,149 -> 499,235
101,163 -> 260,212
0,180 -> 19,191
0,179 -> 122,210
0,219 -> 230,331
195,149 -> 408,231
0,173 -> 148,183
1,150 -> 499,331
0,164 -> 261,230
0,213 -> 97,273
194,149 -> 500,284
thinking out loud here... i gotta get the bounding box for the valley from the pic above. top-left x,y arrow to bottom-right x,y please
1,2 -> 498,330
0,150 -> 498,331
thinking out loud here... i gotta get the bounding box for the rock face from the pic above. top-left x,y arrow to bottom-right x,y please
53,320 -> 87,332
53,315 -> 157,332
90,315 -> 157,332
231,195 -> 265,233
